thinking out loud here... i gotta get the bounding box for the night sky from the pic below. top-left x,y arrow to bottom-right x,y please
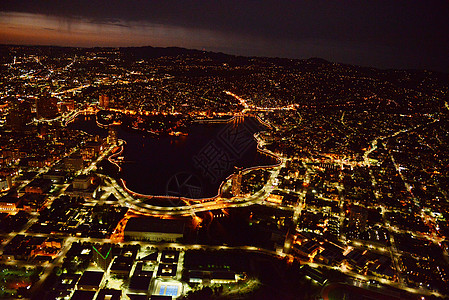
1,0 -> 448,72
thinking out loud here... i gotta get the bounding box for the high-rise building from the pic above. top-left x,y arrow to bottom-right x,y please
59,100 -> 75,113
107,126 -> 118,145
99,95 -> 110,109
7,99 -> 32,131
64,154 -> 84,172
92,245 -> 113,271
0,175 -> 12,192
232,168 -> 243,196
348,205 -> 368,232
36,96 -> 58,119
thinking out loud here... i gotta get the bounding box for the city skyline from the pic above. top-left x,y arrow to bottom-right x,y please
1,0 -> 449,72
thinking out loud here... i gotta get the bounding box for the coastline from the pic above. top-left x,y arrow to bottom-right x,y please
115,115 -> 282,204
66,111 -> 283,205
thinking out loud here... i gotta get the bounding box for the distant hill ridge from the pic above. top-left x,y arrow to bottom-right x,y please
1,44 -> 448,75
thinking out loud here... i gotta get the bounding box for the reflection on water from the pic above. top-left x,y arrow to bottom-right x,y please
69,115 -> 277,198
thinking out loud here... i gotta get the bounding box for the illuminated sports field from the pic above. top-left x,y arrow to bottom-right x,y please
153,280 -> 183,298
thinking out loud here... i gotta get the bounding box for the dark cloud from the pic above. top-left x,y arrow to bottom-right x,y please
1,0 -> 448,71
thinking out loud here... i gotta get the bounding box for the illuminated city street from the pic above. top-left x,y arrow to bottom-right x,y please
1,2 -> 449,299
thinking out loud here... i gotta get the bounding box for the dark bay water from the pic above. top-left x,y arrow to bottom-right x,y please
68,115 -> 277,199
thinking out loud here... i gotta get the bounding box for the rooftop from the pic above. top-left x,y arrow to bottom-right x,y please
125,217 -> 185,234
